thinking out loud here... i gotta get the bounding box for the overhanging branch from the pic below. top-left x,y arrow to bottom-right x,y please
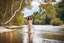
4,0 -> 23,24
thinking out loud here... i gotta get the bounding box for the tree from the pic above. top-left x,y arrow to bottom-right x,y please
0,0 -> 26,25
40,4 -> 56,18
4,0 -> 24,24
13,13 -> 25,25
45,0 -> 56,2
56,0 -> 64,22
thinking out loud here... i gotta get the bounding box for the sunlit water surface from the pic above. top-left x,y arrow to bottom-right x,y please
0,25 -> 64,43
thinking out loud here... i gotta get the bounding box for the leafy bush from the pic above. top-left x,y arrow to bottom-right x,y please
7,14 -> 25,26
13,14 -> 25,26
50,18 -> 63,26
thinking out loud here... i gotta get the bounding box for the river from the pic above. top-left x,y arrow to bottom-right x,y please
0,25 -> 64,43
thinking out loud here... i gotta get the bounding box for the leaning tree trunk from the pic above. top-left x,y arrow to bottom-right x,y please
4,0 -> 23,24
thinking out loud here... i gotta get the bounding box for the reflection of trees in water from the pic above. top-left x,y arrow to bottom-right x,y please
0,31 -> 23,43
41,33 -> 64,41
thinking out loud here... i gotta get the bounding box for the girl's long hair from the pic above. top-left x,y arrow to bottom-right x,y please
27,17 -> 32,21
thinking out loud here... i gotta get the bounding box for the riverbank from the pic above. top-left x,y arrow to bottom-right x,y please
0,25 -> 64,33
0,26 -> 23,33
5,26 -> 23,29
0,26 -> 12,33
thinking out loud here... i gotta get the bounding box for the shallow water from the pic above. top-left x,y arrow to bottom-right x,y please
0,25 -> 64,43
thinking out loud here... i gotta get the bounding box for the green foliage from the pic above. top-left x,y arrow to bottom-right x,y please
45,0 -> 56,3
50,18 -> 63,26
30,12 -> 49,25
28,11 -> 52,25
45,15 -> 51,24
40,4 -> 56,18
7,13 -> 25,26
0,0 -> 64,25
56,0 -> 64,21
7,22 -> 13,26
0,0 -> 26,25
13,13 -> 25,25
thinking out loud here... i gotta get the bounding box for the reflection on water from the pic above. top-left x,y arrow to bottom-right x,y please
41,33 -> 64,41
0,25 -> 64,43
0,30 -> 23,43
21,25 -> 64,43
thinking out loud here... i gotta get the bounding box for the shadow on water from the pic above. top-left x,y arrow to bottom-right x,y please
0,29 -> 23,43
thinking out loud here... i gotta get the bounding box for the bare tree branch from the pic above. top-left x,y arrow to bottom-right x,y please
4,0 -> 23,24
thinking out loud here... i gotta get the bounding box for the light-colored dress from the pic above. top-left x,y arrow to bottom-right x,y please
27,20 -> 34,33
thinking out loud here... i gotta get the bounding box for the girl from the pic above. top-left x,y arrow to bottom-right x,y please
27,17 -> 34,43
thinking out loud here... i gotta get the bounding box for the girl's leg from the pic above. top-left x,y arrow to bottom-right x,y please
28,33 -> 33,43
30,33 -> 33,41
30,33 -> 33,43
